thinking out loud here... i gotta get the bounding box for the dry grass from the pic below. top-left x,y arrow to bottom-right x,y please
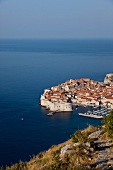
81,125 -> 96,134
26,126 -> 96,170
25,139 -> 72,170
3,125 -> 102,170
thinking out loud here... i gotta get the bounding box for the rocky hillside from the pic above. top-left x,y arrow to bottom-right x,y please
2,110 -> 113,170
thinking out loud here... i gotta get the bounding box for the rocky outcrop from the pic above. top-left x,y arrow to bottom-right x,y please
104,73 -> 113,85
88,129 -> 103,139
93,139 -> 113,170
60,144 -> 72,158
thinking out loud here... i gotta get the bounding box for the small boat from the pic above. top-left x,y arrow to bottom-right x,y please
21,118 -> 24,121
47,112 -> 54,116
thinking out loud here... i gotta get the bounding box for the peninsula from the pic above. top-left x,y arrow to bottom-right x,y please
40,73 -> 113,112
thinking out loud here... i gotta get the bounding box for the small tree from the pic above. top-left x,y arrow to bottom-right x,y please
102,110 -> 113,139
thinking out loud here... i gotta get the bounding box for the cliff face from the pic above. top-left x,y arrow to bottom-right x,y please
104,73 -> 113,85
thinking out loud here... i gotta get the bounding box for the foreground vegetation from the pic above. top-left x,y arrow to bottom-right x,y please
1,110 -> 113,170
102,109 -> 113,139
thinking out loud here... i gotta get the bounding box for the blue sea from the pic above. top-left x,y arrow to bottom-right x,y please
0,39 -> 113,166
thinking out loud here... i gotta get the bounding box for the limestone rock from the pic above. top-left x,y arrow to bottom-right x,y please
104,73 -> 113,85
85,142 -> 91,148
60,144 -> 71,158
88,130 -> 102,139
89,147 -> 94,152
73,142 -> 80,147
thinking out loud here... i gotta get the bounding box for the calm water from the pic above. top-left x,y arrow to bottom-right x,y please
0,39 -> 113,166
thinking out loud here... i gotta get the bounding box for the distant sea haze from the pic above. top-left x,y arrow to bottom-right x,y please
0,39 -> 113,166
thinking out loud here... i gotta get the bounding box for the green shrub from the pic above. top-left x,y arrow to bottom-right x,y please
70,130 -> 88,143
38,152 -> 43,159
102,110 -> 113,139
46,162 -> 69,170
41,158 -> 49,165
6,161 -> 27,170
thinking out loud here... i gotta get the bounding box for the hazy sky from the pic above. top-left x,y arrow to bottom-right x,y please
0,0 -> 113,39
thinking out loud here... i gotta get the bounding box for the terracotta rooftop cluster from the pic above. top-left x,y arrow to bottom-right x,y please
44,78 -> 113,107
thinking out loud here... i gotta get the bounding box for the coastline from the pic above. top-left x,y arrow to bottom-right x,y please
0,39 -> 113,168
4,122 -> 113,170
40,73 -> 113,115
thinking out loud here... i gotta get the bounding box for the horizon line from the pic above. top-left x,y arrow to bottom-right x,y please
0,37 -> 113,40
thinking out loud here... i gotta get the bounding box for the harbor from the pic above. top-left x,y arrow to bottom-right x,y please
78,107 -> 110,119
